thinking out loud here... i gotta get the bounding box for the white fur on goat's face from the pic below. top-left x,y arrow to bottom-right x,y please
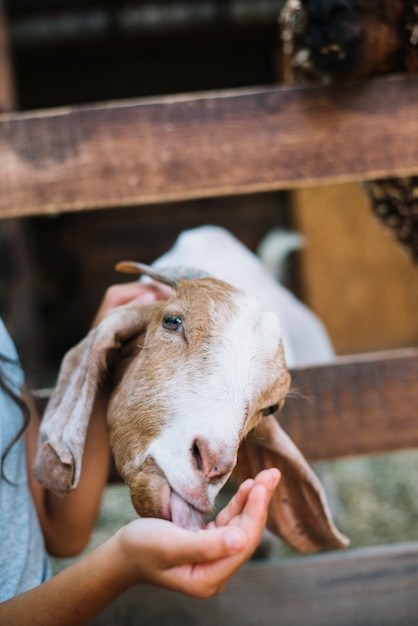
107,278 -> 290,530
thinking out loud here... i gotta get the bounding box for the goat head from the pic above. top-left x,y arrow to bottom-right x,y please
33,262 -> 348,553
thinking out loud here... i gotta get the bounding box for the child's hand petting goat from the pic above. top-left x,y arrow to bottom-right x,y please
92,279 -> 174,327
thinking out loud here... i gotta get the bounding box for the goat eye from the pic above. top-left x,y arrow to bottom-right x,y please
262,404 -> 279,417
162,314 -> 183,332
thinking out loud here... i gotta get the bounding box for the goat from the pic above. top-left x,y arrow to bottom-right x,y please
33,226 -> 348,554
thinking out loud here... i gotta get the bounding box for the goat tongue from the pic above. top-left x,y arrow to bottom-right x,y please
170,491 -> 205,532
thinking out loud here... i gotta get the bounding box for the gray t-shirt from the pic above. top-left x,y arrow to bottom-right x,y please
0,318 -> 51,601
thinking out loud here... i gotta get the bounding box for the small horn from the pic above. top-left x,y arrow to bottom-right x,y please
115,261 -> 211,288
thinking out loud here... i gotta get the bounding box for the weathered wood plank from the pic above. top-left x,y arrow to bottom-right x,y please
1,75 -> 418,218
282,349 -> 418,462
90,541 -> 418,626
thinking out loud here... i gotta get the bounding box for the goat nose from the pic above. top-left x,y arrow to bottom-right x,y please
309,0 -> 351,21
191,438 -> 234,481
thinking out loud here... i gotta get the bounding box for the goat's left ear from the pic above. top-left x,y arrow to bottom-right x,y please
33,302 -> 158,495
236,415 -> 349,553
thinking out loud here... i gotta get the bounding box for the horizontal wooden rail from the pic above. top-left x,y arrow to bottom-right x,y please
282,348 -> 418,462
91,541 -> 418,626
1,75 -> 418,218
34,348 -> 418,465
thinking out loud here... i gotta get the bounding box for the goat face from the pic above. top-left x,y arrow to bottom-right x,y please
107,278 -> 289,530
282,0 -> 406,82
33,261 -> 348,552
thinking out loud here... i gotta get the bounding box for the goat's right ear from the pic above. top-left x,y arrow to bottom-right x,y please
236,415 -> 349,553
33,302 -> 158,495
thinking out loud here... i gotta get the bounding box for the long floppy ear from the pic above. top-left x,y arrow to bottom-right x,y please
33,302 -> 159,495
236,415 -> 349,553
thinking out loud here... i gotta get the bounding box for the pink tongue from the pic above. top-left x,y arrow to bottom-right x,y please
170,491 -> 205,531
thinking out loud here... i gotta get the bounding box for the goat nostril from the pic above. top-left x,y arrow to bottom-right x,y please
192,440 -> 203,472
192,438 -> 231,481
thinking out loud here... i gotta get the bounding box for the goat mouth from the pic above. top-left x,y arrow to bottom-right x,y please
169,490 -> 206,532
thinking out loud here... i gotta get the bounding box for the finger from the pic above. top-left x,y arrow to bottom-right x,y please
162,525 -> 247,568
104,280 -> 173,310
131,283 -> 174,304
207,484 -> 274,565
148,283 -> 175,300
253,467 -> 281,491
234,479 -> 278,544
181,486 -> 275,594
214,479 -> 254,528
241,483 -> 271,527
215,468 -> 280,528
112,282 -> 171,305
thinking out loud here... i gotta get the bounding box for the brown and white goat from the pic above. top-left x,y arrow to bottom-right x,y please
33,248 -> 348,554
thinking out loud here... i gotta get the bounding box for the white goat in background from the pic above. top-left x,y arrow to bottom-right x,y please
153,226 -> 334,368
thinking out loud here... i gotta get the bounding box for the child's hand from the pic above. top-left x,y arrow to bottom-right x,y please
113,468 -> 280,598
0,469 -> 280,625
93,281 -> 174,326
